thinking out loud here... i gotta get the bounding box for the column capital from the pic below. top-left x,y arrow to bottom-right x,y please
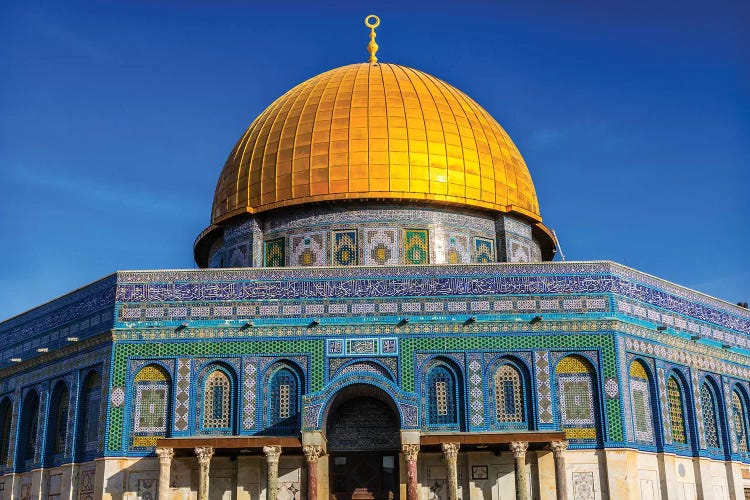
401,444 -> 420,463
549,440 -> 568,457
303,444 -> 324,463
509,441 -> 529,458
156,446 -> 175,463
194,446 -> 214,467
441,442 -> 460,462
263,445 -> 283,464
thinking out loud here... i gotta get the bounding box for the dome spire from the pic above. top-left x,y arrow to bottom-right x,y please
364,14 -> 380,63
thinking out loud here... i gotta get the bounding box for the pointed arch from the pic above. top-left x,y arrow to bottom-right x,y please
554,355 -> 600,441
489,357 -> 530,429
131,364 -> 171,448
198,363 -> 237,434
700,379 -> 723,450
666,374 -> 689,446
76,371 -> 102,459
628,360 -> 657,445
731,386 -> 750,454
423,357 -> 464,430
46,381 -> 70,464
265,362 -> 304,435
18,390 -> 40,466
0,397 -> 12,467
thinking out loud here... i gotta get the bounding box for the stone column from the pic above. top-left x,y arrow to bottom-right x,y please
303,445 -> 324,500
549,441 -> 568,500
509,441 -> 529,500
402,444 -> 420,500
441,443 -> 460,500
263,445 -> 283,500
155,447 -> 175,500
195,446 -> 214,500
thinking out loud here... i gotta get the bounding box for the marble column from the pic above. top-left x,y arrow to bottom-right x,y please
303,445 -> 324,500
549,441 -> 568,500
441,443 -> 460,500
155,447 -> 174,500
402,444 -> 420,500
195,446 -> 214,500
264,445 -> 283,500
509,441 -> 529,500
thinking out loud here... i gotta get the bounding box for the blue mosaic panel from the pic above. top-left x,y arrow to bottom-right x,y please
534,351 -> 553,424
332,230 -> 358,266
474,237 -> 495,263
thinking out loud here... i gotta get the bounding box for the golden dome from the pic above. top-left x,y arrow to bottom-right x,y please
211,63 -> 542,225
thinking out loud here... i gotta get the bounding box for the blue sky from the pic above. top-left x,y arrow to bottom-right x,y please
0,0 -> 748,320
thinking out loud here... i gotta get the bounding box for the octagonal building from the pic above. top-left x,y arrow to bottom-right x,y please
1,19 -> 750,500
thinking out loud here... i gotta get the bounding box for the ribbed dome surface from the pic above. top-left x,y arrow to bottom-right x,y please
211,63 -> 541,224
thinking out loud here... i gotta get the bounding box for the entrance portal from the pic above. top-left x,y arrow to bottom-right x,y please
326,388 -> 401,500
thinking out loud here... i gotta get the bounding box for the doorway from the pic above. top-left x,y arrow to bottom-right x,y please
326,387 -> 401,500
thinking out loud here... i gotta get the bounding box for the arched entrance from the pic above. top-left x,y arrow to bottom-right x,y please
325,384 -> 401,500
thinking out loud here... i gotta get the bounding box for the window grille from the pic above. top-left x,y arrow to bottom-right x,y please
667,377 -> 687,445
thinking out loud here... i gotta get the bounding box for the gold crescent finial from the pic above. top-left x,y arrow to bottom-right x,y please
365,14 -> 380,64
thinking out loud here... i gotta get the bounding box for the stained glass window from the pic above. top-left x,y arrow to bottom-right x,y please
555,356 -> 597,440
132,365 -> 170,448
426,364 -> 458,427
269,367 -> 299,434
0,398 -> 12,467
77,372 -> 101,457
732,391 -> 748,453
667,376 -> 687,445
202,369 -> 232,430
20,391 -> 40,463
628,361 -> 655,444
700,383 -> 721,449
494,364 -> 524,425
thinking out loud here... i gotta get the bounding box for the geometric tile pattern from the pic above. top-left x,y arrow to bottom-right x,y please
363,228 -> 399,266
290,232 -> 327,267
700,383 -> 721,449
534,351 -> 553,424
467,353 -> 484,427
692,371 -> 705,449
243,358 -> 258,430
628,361 -> 655,444
264,238 -> 285,267
445,234 -> 470,264
174,358 -> 191,432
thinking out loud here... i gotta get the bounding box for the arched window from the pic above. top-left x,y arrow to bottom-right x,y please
201,367 -> 233,432
267,366 -> 300,434
132,365 -> 171,448
667,376 -> 688,445
19,390 -> 40,465
629,360 -> 655,445
555,355 -> 598,441
77,371 -> 101,459
0,398 -> 12,467
732,390 -> 749,453
426,363 -> 460,428
700,382 -> 722,450
46,382 -> 70,464
493,363 -> 525,427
